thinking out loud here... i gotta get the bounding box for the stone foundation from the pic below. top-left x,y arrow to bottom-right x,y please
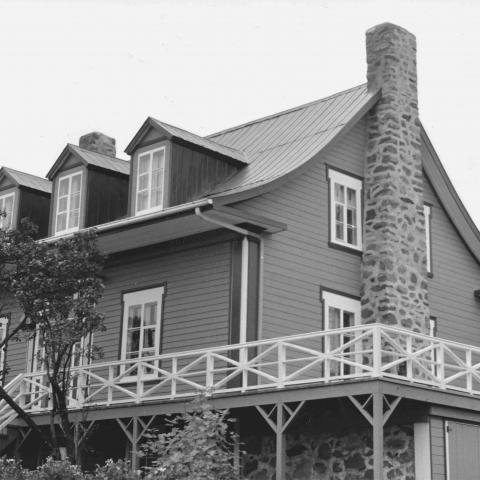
243,425 -> 414,480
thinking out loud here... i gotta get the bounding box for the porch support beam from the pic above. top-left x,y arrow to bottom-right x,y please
372,391 -> 383,480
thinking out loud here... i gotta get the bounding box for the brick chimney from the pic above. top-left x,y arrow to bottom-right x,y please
361,23 -> 429,334
79,132 -> 116,157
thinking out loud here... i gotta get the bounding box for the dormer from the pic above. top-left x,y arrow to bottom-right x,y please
0,167 -> 51,237
47,132 -> 130,236
125,118 -> 247,216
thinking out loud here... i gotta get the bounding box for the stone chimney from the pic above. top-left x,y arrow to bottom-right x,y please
361,23 -> 429,334
79,132 -> 116,157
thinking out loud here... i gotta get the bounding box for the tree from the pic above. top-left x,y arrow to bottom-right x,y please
0,219 -> 105,461
141,397 -> 241,480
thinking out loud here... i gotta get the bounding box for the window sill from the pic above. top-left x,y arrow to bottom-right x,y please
328,241 -> 363,256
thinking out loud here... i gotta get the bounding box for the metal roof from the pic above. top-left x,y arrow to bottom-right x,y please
206,84 -> 379,199
1,167 -> 52,193
69,145 -> 130,175
144,118 -> 247,164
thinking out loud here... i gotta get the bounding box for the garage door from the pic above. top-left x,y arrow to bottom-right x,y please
447,421 -> 480,479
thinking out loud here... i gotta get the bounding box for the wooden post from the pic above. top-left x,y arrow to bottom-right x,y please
131,417 -> 138,470
276,403 -> 285,480
372,392 -> 383,480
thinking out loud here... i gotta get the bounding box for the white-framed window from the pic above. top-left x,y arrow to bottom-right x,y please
135,147 -> 166,215
55,171 -> 82,235
322,290 -> 361,376
0,192 -> 15,230
328,169 -> 363,250
424,204 -> 432,274
0,316 -> 9,374
121,286 -> 164,379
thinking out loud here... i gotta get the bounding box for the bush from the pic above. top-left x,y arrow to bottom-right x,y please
29,458 -> 84,480
0,458 -> 26,480
88,459 -> 140,480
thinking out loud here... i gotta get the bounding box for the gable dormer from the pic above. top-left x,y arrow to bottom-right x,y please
47,132 -> 130,236
0,167 -> 51,237
124,118 -> 247,216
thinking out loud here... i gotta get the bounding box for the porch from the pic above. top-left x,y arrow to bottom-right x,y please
4,323 -> 480,479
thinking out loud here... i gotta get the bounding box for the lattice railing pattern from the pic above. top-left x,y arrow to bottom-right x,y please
1,323 -> 480,429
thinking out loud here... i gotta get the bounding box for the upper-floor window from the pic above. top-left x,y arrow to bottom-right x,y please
120,286 -> 164,379
328,169 -> 362,251
136,147 -> 166,215
424,204 -> 432,275
55,172 -> 82,235
0,192 -> 15,230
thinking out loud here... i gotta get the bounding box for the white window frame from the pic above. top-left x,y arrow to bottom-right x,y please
120,286 -> 164,380
322,290 -> 361,377
54,171 -> 83,235
424,204 -> 432,274
328,169 -> 363,251
0,316 -> 9,374
135,146 -> 166,215
0,192 -> 15,230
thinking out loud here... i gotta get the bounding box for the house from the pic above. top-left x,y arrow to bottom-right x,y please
0,21 -> 480,479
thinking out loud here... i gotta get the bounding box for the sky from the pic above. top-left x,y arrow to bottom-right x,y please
1,0 -> 480,227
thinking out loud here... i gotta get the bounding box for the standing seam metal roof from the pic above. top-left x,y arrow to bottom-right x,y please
1,167 -> 52,193
205,84 -> 376,197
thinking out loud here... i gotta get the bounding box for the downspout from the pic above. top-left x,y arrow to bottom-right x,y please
195,207 -> 262,344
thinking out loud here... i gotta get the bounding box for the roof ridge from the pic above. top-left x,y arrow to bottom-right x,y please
69,143 -> 129,163
206,83 -> 368,139
150,118 -> 245,155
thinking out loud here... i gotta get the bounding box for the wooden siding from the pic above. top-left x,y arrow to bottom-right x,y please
422,145 -> 480,346
17,188 -> 50,238
93,240 -> 232,363
85,167 -> 129,227
431,417 -> 446,480
169,141 -> 239,207
231,118 -> 367,339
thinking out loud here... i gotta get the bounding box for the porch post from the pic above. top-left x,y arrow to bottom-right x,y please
131,417 -> 139,470
239,236 -> 249,344
276,402 -> 285,480
372,392 -> 383,480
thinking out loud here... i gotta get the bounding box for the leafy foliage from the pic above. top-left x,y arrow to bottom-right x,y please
142,397 -> 241,480
88,460 -> 140,480
0,458 -> 26,480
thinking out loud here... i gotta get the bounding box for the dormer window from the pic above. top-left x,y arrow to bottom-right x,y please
55,171 -> 82,235
0,192 -> 14,230
136,147 -> 166,215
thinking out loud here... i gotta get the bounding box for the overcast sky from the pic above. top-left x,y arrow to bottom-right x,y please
1,0 -> 479,227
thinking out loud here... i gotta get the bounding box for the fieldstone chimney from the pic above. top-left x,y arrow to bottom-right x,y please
361,23 -> 429,334
79,132 -> 116,157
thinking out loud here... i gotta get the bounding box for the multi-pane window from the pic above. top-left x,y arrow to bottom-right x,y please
121,286 -> 164,378
0,193 -> 15,230
424,204 -> 432,274
136,147 -> 166,214
328,169 -> 362,250
55,172 -> 82,235
322,290 -> 361,376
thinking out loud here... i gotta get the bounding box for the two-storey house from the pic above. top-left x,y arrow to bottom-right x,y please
1,22 -> 480,480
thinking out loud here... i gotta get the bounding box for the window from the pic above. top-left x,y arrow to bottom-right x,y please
328,169 -> 362,250
424,204 -> 432,275
0,316 -> 9,374
0,192 -> 15,230
136,147 -> 166,214
55,172 -> 82,235
121,286 -> 164,378
322,290 -> 361,376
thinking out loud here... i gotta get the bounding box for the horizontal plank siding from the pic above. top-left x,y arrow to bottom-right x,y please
233,118 -> 366,338
431,417 -> 446,480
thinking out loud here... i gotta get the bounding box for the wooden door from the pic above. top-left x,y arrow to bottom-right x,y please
447,421 -> 480,480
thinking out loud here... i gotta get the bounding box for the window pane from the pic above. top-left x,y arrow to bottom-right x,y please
71,174 -> 81,193
128,305 -> 142,329
57,213 -> 67,232
347,226 -> 357,245
136,191 -> 148,212
334,184 -> 344,203
70,192 -> 80,210
143,329 -> 155,349
59,178 -> 69,196
346,188 -> 356,208
152,149 -> 165,170
144,302 -> 157,326
127,330 -> 140,353
343,311 -> 354,328
138,173 -> 149,191
139,154 -> 150,174
328,307 -> 341,329
58,197 -> 68,213
68,211 -> 79,229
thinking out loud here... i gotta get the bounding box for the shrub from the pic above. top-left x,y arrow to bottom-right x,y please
29,457 -> 84,480
0,458 -> 27,480
88,459 -> 140,480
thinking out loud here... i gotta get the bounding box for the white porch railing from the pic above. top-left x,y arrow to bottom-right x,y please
1,323 -> 480,429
